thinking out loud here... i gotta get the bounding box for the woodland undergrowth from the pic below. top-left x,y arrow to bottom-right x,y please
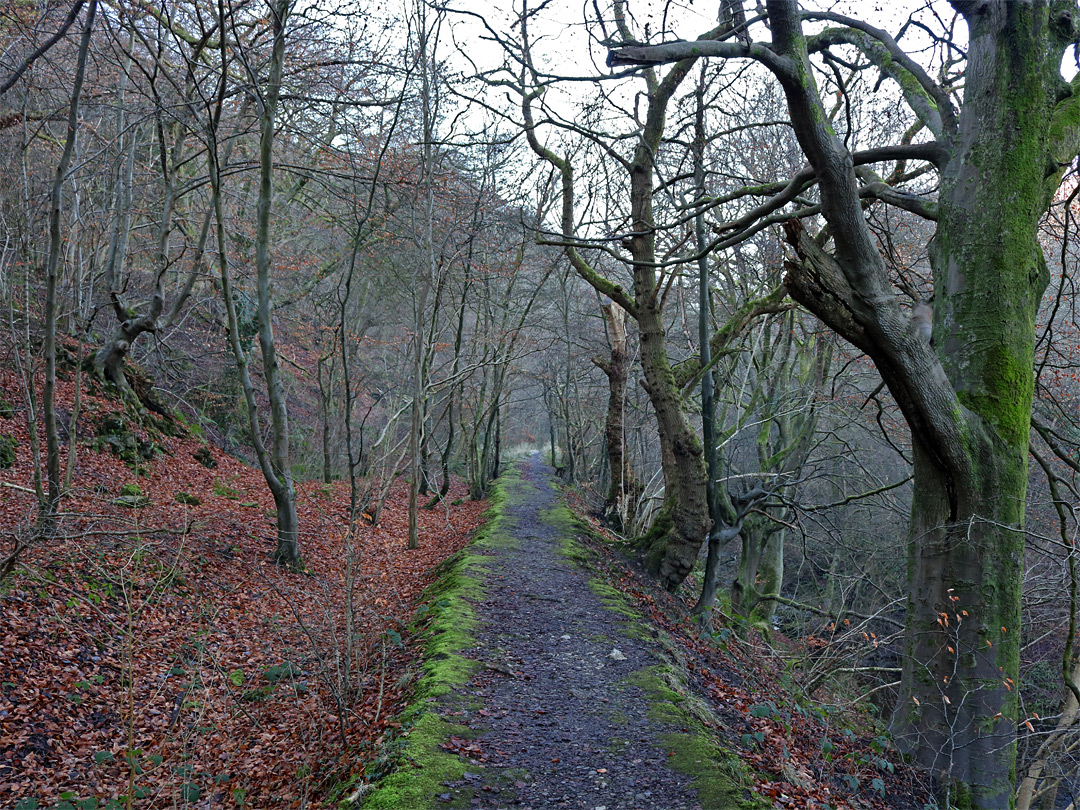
0,367 -> 485,808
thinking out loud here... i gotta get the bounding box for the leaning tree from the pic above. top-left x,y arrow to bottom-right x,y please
611,1 -> 1080,806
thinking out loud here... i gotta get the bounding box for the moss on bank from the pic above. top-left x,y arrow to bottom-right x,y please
544,499 -> 640,620
361,470 -> 532,810
545,486 -> 766,810
626,665 -> 768,810
363,466 -> 764,810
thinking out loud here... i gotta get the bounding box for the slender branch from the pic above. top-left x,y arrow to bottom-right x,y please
758,592 -> 906,630
0,0 -> 87,97
802,475 -> 913,512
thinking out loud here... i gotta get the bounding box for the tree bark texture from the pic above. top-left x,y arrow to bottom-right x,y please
607,2 -> 1080,803
775,3 -> 1078,805
619,40 -> 710,591
594,300 -> 640,533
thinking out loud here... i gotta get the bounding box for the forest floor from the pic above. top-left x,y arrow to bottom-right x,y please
363,456 -> 927,810
0,367 -> 486,808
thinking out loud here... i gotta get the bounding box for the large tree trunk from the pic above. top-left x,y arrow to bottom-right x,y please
603,34 -> 1075,795
516,1 -> 711,592
635,288 -> 711,590
625,48 -> 711,591
774,5 -> 1068,805
894,443 -> 1027,806
730,513 -> 784,624
887,6 -> 1072,804
887,15 -> 1056,800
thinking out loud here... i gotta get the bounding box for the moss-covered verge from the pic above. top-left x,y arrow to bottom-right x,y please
542,493 -> 767,810
543,500 -> 640,622
360,470 -> 533,810
626,665 -> 767,810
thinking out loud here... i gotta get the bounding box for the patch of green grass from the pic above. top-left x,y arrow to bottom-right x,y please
587,579 -> 641,620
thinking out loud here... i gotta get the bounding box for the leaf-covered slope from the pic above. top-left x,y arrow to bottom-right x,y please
0,367 -> 485,808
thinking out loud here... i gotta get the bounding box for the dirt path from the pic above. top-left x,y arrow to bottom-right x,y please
403,454 -> 714,810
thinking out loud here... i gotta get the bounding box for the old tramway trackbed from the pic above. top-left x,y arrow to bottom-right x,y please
364,454 -> 757,810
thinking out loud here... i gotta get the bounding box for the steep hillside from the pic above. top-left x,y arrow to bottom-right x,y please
0,366 -> 485,808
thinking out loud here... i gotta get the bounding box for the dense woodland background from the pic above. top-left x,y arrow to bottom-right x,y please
2,1 -> 1080,808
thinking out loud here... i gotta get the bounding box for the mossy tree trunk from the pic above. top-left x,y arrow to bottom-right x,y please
519,3 -> 727,592
731,513 -> 784,624
634,276 -> 712,590
752,521 -> 783,623
888,6 -> 1068,799
776,4 -> 1068,798
621,41 -> 714,591
729,311 -> 829,624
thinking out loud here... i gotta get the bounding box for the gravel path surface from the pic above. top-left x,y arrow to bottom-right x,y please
430,453 -> 704,810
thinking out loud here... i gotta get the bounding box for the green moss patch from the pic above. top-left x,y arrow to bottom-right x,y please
94,414 -> 159,465
365,468 -> 766,810
625,666 -> 768,810
556,502 -> 766,809
0,434 -> 15,468
361,712 -> 474,810
362,470 -> 532,809
545,502 -> 642,623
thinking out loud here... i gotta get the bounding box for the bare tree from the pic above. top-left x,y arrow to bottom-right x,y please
207,0 -> 299,567
39,0 -> 97,531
